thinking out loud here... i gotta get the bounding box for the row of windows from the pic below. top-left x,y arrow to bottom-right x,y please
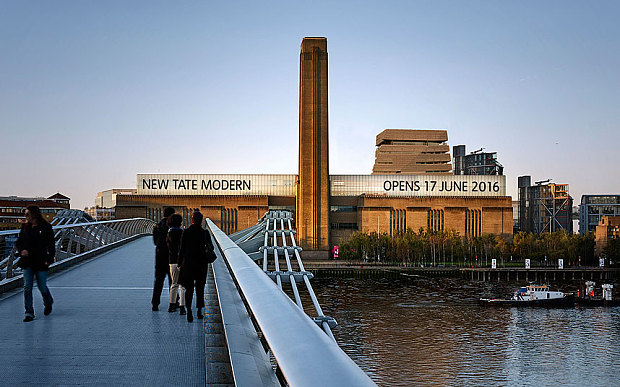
0,217 -> 24,223
391,209 -> 406,236
146,208 -> 164,222
331,223 -> 358,230
221,208 -> 238,234
385,141 -> 446,146
428,209 -> 444,232
465,209 -> 482,237
587,205 -> 620,215
0,207 -> 59,214
0,207 -> 23,213
332,209 -> 483,235
147,207 -> 238,234
330,205 -> 357,213
583,196 -> 620,205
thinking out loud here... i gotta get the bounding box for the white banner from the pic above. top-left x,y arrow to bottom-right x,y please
330,175 -> 506,197
136,173 -> 507,198
137,174 -> 296,196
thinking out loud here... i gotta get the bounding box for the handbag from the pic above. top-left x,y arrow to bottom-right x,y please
204,230 -> 217,264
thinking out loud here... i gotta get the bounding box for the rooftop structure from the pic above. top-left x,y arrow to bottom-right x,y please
372,129 -> 451,175
453,145 -> 503,176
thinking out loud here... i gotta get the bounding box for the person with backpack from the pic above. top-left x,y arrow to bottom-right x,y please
178,210 -> 217,322
166,213 -> 186,314
16,205 -> 55,322
151,207 -> 175,311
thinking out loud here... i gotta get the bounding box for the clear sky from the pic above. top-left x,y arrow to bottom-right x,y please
2,1 -> 619,210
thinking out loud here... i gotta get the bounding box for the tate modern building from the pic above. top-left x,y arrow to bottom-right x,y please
112,38 -> 513,256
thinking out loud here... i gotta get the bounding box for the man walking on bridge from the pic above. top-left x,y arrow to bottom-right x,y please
151,207 -> 175,311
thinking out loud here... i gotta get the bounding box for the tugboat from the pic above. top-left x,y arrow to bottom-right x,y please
479,284 -> 575,307
576,282 -> 620,307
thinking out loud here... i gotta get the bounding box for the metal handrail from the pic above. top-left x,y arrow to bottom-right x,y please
207,218 -> 376,387
0,218 -> 155,279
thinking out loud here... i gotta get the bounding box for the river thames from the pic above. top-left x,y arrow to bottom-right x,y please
310,277 -> 620,386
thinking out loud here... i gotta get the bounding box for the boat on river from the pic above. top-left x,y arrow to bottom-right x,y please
479,284 -> 575,307
576,282 -> 620,307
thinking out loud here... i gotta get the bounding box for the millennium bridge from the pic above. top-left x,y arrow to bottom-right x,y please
0,210 -> 375,386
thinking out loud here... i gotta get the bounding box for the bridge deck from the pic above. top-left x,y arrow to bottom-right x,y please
0,237 -> 206,386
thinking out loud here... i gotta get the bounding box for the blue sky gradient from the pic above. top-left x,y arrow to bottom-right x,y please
2,1 -> 619,209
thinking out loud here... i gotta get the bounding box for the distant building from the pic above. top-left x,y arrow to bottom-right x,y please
595,216 -> 620,256
89,189 -> 138,220
96,189 -> 137,209
518,176 -> 573,233
452,145 -> 503,176
579,195 -> 620,235
0,193 -> 70,230
372,129 -> 451,175
512,200 -> 519,233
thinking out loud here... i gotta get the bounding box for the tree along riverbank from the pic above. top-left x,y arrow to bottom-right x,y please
336,229 -> 618,269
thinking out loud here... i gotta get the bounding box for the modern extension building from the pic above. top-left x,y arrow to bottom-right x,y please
372,129 -> 451,175
579,195 -> 620,235
518,176 -> 573,234
453,145 -> 503,176
109,38 -> 513,256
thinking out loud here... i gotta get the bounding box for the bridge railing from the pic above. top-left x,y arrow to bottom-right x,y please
207,218 -> 376,387
0,218 -> 155,280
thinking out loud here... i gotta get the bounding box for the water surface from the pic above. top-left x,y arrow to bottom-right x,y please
310,277 -> 620,386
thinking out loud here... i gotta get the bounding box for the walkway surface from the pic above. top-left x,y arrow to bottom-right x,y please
0,236 -> 205,386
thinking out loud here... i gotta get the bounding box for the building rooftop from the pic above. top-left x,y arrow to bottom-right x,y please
48,193 -> 70,200
376,129 -> 448,146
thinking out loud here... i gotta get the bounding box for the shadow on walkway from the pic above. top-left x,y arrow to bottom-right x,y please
0,236 -> 205,386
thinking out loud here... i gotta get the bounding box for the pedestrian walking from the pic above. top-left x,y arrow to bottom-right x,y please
16,205 -> 55,322
151,207 -> 175,311
179,210 -> 216,322
166,213 -> 186,314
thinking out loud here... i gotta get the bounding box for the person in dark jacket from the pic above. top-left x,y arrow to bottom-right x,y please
179,210 -> 214,322
151,207 -> 175,311
15,205 -> 55,322
166,214 -> 186,314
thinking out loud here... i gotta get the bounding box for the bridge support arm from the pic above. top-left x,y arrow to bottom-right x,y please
206,219 -> 376,387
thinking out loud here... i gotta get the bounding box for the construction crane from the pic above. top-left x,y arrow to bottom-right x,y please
470,148 -> 485,154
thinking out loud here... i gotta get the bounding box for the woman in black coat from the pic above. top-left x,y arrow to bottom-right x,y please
15,205 -> 55,322
178,210 -> 215,322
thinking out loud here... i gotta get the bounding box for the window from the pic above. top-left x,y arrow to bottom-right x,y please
331,223 -> 358,230
391,209 -> 407,235
427,209 -> 444,232
465,209 -> 482,237
330,205 -> 357,213
221,208 -> 238,234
